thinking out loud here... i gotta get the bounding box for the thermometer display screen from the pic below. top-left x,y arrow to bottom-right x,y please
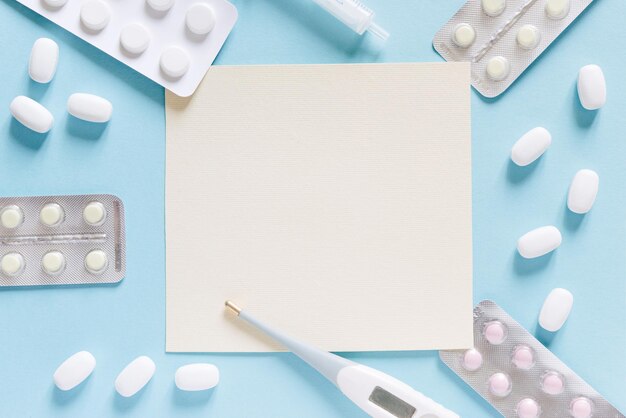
368,386 -> 416,418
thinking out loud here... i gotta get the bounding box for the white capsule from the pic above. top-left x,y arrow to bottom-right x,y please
517,226 -> 562,259
567,169 -> 599,214
40,203 -> 65,227
511,127 -> 551,166
186,3 -> 216,35
146,0 -> 175,12
482,0 -> 506,16
452,23 -> 476,48
486,56 -> 510,81
539,288 -> 573,332
80,0 -> 111,32
29,38 -> 59,84
1,205 -> 24,229
53,351 -> 96,391
115,356 -> 156,397
1,253 -> 25,276
546,0 -> 570,19
9,96 -> 54,134
160,47 -> 190,79
120,23 -> 151,55
578,65 -> 606,110
68,93 -> 112,123
517,25 -> 541,50
175,363 -> 219,391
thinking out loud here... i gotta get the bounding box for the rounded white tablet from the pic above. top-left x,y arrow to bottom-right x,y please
29,38 -> 59,83
175,363 -> 219,391
115,356 -> 156,397
486,56 -> 510,81
43,251 -> 66,275
516,398 -> 541,418
68,93 -> 113,123
40,203 -> 65,227
511,127 -> 551,166
570,397 -> 594,418
517,225 -> 561,259
488,372 -> 512,397
80,0 -> 111,32
482,0 -> 506,17
452,23 -> 476,48
85,250 -> 108,274
541,370 -> 565,395
83,201 -> 106,225
1,253 -> 25,276
539,288 -> 573,332
568,169 -> 599,214
120,23 -> 151,55
9,95 -> 54,134
1,206 -> 24,229
578,64 -> 606,110
147,0 -> 175,12
546,0 -> 570,19
186,3 -> 216,36
160,46 -> 190,79
516,25 -> 541,50
53,351 -> 96,391
43,0 -> 68,8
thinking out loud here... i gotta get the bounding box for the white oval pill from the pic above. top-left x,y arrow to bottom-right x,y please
43,251 -> 66,275
9,95 -> 54,134
482,0 -> 506,16
511,127 -> 551,166
486,56 -> 510,81
40,203 -> 65,227
516,25 -> 541,50
160,46 -> 190,79
29,38 -> 59,83
80,0 -> 111,32
1,205 -> 24,229
53,351 -> 96,391
1,253 -> 25,276
517,226 -> 562,259
68,93 -> 113,123
175,363 -> 219,391
115,356 -> 156,397
147,0 -> 175,12
83,201 -> 106,225
539,288 -> 573,332
452,23 -> 476,48
567,169 -> 599,214
85,250 -> 108,274
43,0 -> 68,8
186,3 -> 216,35
578,65 -> 606,110
120,23 -> 151,55
546,0 -> 570,19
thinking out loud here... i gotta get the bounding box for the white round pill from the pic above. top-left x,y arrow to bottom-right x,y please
517,25 -> 541,50
483,320 -> 507,345
40,203 -> 64,227
160,46 -> 190,79
147,0 -> 175,12
1,206 -> 24,229
546,0 -> 570,19
516,398 -> 541,418
54,351 -> 96,391
43,0 -> 68,7
1,253 -> 25,276
186,3 -> 216,36
85,250 -> 108,274
461,349 -> 483,371
482,0 -> 506,16
570,397 -> 594,418
120,23 -> 151,55
452,23 -> 476,48
486,56 -> 510,81
43,251 -> 66,275
80,0 -> 111,32
541,370 -> 564,395
488,372 -> 512,397
83,201 -> 106,225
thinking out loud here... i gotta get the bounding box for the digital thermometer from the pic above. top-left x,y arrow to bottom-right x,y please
225,301 -> 459,418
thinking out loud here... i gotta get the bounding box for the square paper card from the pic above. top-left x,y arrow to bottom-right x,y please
165,63 -> 473,352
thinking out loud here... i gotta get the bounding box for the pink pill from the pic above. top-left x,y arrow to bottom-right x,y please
570,397 -> 593,418
461,349 -> 483,371
488,372 -> 512,397
511,345 -> 535,370
541,371 -> 564,395
483,321 -> 507,345
516,398 -> 541,418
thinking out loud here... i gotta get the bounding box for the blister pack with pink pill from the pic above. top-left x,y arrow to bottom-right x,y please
440,300 -> 624,418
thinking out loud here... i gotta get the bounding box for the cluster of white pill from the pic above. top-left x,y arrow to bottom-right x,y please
9,38 -> 112,134
54,351 -> 219,396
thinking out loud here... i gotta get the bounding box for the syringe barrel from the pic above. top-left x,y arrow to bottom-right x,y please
312,0 -> 375,35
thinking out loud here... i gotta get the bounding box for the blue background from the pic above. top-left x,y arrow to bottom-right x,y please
0,0 -> 624,416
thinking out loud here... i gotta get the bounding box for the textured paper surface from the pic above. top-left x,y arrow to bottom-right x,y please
165,63 -> 473,352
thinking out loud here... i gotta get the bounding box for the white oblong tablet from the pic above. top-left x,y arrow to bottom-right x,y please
539,288 -> 573,332
115,356 -> 156,397
486,56 -> 510,81
68,93 -> 113,123
80,0 -> 111,32
578,65 -> 606,110
120,23 -> 151,55
175,363 -> 219,391
517,226 -> 562,259
53,351 -> 96,391
546,0 -> 570,19
452,23 -> 476,48
516,25 -> 541,50
147,0 -> 175,12
186,3 -> 216,35
43,0 -> 68,8
567,169 -> 599,214
160,46 -> 190,79
511,127 -> 551,166
482,0 -> 506,16
29,38 -> 59,83
83,201 -> 107,225
1,253 -> 25,276
40,203 -> 65,227
43,251 -> 66,275
9,95 -> 54,134
1,205 -> 24,229
85,250 -> 108,274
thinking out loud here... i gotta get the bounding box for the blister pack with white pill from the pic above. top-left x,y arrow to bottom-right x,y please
15,0 -> 238,97
433,0 -> 595,98
0,194 -> 125,287
440,300 -> 624,418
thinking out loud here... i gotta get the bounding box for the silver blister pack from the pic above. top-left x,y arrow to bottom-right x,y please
0,194 -> 125,287
440,300 -> 625,418
433,0 -> 595,98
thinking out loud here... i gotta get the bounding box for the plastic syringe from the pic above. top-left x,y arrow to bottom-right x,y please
312,0 -> 389,40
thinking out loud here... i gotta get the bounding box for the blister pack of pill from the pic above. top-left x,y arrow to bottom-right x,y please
440,300 -> 624,418
0,194 -> 125,287
433,0 -> 595,98
15,0 -> 238,97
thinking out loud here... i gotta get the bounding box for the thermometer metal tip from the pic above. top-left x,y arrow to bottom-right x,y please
225,300 -> 241,315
